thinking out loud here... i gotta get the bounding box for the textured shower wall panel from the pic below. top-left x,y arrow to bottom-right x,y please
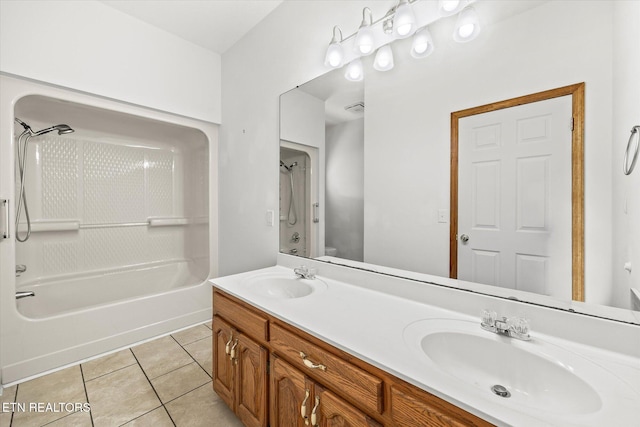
84,227 -> 148,270
83,142 -> 145,224
43,241 -> 79,276
147,150 -> 174,217
149,228 -> 185,261
187,148 -> 209,218
15,134 -> 207,283
41,137 -> 79,219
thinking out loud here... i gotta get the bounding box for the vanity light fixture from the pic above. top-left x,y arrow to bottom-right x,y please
437,0 -> 467,17
355,8 -> 375,55
453,6 -> 481,42
373,45 -> 395,71
393,0 -> 417,38
410,27 -> 434,58
324,26 -> 345,68
325,0 -> 481,81
345,58 -> 364,81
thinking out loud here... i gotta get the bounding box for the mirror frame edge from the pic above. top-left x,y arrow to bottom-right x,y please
449,82 -> 586,302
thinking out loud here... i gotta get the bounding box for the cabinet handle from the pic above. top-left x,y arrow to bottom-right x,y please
310,396 -> 320,427
301,389 -> 310,424
299,352 -> 327,371
230,339 -> 239,362
225,333 -> 234,356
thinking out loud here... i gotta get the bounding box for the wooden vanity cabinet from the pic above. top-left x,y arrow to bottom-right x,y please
212,293 -> 269,427
270,356 -> 310,427
271,356 -> 381,427
212,316 -> 235,409
213,289 -> 493,427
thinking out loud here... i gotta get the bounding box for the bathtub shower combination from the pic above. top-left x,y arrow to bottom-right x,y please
0,75 -> 218,385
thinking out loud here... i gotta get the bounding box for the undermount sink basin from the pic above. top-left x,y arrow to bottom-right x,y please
403,319 -> 611,415
241,272 -> 327,299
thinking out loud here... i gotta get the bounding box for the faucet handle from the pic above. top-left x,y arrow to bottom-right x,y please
481,309 -> 497,328
508,317 -> 531,340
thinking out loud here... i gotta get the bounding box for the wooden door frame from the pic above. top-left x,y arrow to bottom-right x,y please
449,83 -> 585,301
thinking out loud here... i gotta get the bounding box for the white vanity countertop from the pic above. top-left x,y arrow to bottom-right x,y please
210,264 -> 640,427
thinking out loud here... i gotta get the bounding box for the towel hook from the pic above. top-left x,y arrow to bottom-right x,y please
623,125 -> 639,175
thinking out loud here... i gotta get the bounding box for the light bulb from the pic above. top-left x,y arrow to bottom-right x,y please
355,8 -> 375,56
411,27 -> 434,59
442,0 -> 460,12
324,42 -> 344,68
393,0 -> 416,39
324,26 -> 344,68
458,23 -> 474,39
345,59 -> 363,81
355,25 -> 375,55
373,45 -> 394,71
438,0 -> 465,16
453,6 -> 481,43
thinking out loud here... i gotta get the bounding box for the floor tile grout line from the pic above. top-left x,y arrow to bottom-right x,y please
129,349 -> 177,427
83,352 -> 139,383
171,332 -> 212,350
170,333 -> 213,379
160,379 -> 213,407
9,384 -> 17,427
79,364 -> 95,427
145,358 -> 200,383
116,405 -> 165,427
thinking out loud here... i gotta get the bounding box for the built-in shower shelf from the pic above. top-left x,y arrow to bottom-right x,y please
17,217 -> 209,233
148,217 -> 208,227
18,220 -> 80,233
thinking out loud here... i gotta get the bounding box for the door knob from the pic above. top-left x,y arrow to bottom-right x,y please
460,234 -> 470,244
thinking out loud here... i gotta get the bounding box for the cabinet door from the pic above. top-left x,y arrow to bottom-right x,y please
271,356 -> 311,427
314,385 -> 382,427
212,316 -> 235,409
235,333 -> 268,427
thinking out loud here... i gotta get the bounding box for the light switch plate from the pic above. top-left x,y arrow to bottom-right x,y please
438,209 -> 449,223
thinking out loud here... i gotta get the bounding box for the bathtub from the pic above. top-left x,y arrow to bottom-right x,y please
16,261 -> 205,319
0,74 -> 218,385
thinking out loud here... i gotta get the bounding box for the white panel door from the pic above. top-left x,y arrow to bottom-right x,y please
458,96 -> 572,299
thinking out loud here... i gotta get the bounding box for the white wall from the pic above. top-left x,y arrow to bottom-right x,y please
612,1 -> 640,309
326,118 -> 364,261
220,1 -> 372,275
0,0 -> 221,123
364,1 -> 614,304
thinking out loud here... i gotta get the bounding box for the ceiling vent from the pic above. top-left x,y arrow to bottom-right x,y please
344,101 -> 365,113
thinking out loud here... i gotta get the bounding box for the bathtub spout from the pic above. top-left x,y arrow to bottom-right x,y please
16,291 -> 35,299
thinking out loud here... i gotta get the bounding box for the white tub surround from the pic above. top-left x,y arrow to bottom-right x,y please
211,255 -> 640,426
0,75 -> 218,385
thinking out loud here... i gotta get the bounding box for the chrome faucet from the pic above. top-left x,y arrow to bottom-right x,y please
294,265 -> 316,280
16,291 -> 35,299
15,264 -> 27,277
481,310 -> 530,341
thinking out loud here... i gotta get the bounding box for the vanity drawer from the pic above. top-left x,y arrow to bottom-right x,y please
213,291 -> 268,344
270,322 -> 383,414
390,385 -> 492,427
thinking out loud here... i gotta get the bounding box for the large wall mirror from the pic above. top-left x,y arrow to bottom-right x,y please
279,0 -> 640,324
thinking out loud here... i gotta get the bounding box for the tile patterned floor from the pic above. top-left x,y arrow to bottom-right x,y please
0,322 -> 244,427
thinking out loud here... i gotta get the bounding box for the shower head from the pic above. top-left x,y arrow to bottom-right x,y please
280,160 -> 298,172
280,160 -> 291,172
34,124 -> 75,136
15,117 -> 75,136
